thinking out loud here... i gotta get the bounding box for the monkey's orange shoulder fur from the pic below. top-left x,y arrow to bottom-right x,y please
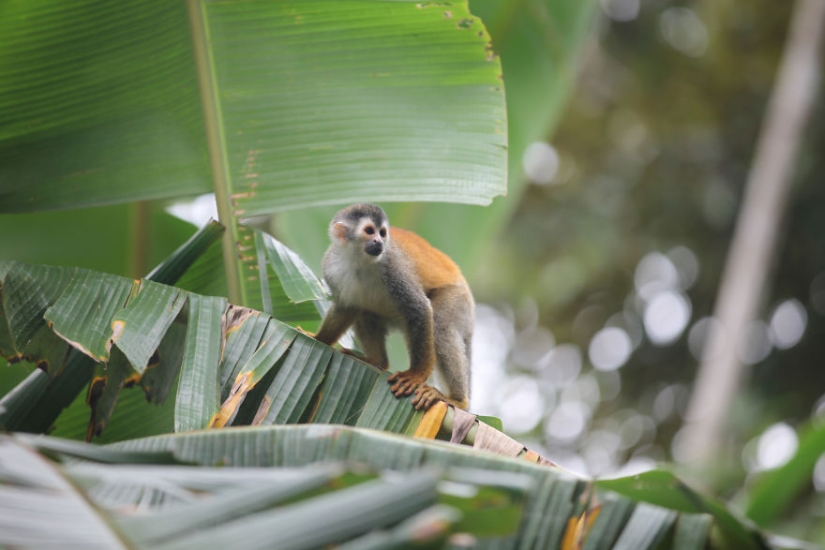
391,228 -> 466,291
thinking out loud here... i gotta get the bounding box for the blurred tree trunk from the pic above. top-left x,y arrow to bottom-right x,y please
681,0 -> 825,465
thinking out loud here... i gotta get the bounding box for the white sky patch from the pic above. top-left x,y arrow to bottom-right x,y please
167,193 -> 219,227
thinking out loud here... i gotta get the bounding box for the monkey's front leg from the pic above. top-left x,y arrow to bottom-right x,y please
314,304 -> 358,347
387,305 -> 436,406
379,282 -> 436,406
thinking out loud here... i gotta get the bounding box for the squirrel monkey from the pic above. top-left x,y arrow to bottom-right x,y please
313,203 -> 474,410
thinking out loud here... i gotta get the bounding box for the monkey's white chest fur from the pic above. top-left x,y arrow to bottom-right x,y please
324,252 -> 399,319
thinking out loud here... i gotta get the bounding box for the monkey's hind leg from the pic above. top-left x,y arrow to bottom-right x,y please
350,311 -> 390,371
419,286 -> 472,411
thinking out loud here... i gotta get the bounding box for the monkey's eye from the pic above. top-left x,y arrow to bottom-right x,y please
364,226 -> 375,235
379,228 -> 387,238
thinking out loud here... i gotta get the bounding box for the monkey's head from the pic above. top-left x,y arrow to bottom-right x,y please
329,203 -> 390,261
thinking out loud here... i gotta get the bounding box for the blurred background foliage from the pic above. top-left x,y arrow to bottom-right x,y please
2,0 -> 825,546
469,0 -> 825,544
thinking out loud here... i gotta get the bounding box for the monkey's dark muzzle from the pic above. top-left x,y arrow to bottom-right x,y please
365,240 -> 383,257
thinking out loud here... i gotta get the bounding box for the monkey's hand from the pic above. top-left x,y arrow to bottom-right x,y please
387,370 -> 428,398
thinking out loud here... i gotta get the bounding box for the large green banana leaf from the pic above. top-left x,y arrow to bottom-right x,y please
1,0 -> 505,214
0,433 -> 528,549
0,428 -> 789,550
0,0 -> 510,307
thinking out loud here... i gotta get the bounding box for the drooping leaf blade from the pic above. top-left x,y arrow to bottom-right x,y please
215,317 -> 297,428
355,372 -> 417,433
14,351 -> 96,435
175,294 -> 227,432
258,230 -> 329,303
111,281 -> 187,374
43,270 -> 134,362
140,322 -> 188,405
311,353 -> 380,426
0,369 -> 50,431
217,309 -> 276,400
0,262 -> 76,357
254,334 -> 333,425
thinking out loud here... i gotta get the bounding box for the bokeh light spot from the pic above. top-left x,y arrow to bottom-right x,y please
588,327 -> 632,371
471,305 -> 515,413
512,326 -> 555,370
755,423 -> 798,471
499,376 -> 544,434
563,374 -> 601,410
546,401 -> 590,443
522,142 -> 560,185
634,252 -> 679,300
541,343 -> 582,387
643,290 -> 691,345
606,311 -> 644,350
667,245 -> 699,290
659,7 -> 708,57
769,299 -> 807,350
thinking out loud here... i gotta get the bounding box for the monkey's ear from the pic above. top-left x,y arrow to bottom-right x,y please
332,222 -> 349,243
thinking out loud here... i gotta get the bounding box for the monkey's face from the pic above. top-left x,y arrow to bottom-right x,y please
357,218 -> 388,259
329,204 -> 390,262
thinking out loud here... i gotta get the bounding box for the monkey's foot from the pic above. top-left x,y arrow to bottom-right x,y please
387,370 -> 427,397
411,385 -> 469,411
411,385 -> 442,410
